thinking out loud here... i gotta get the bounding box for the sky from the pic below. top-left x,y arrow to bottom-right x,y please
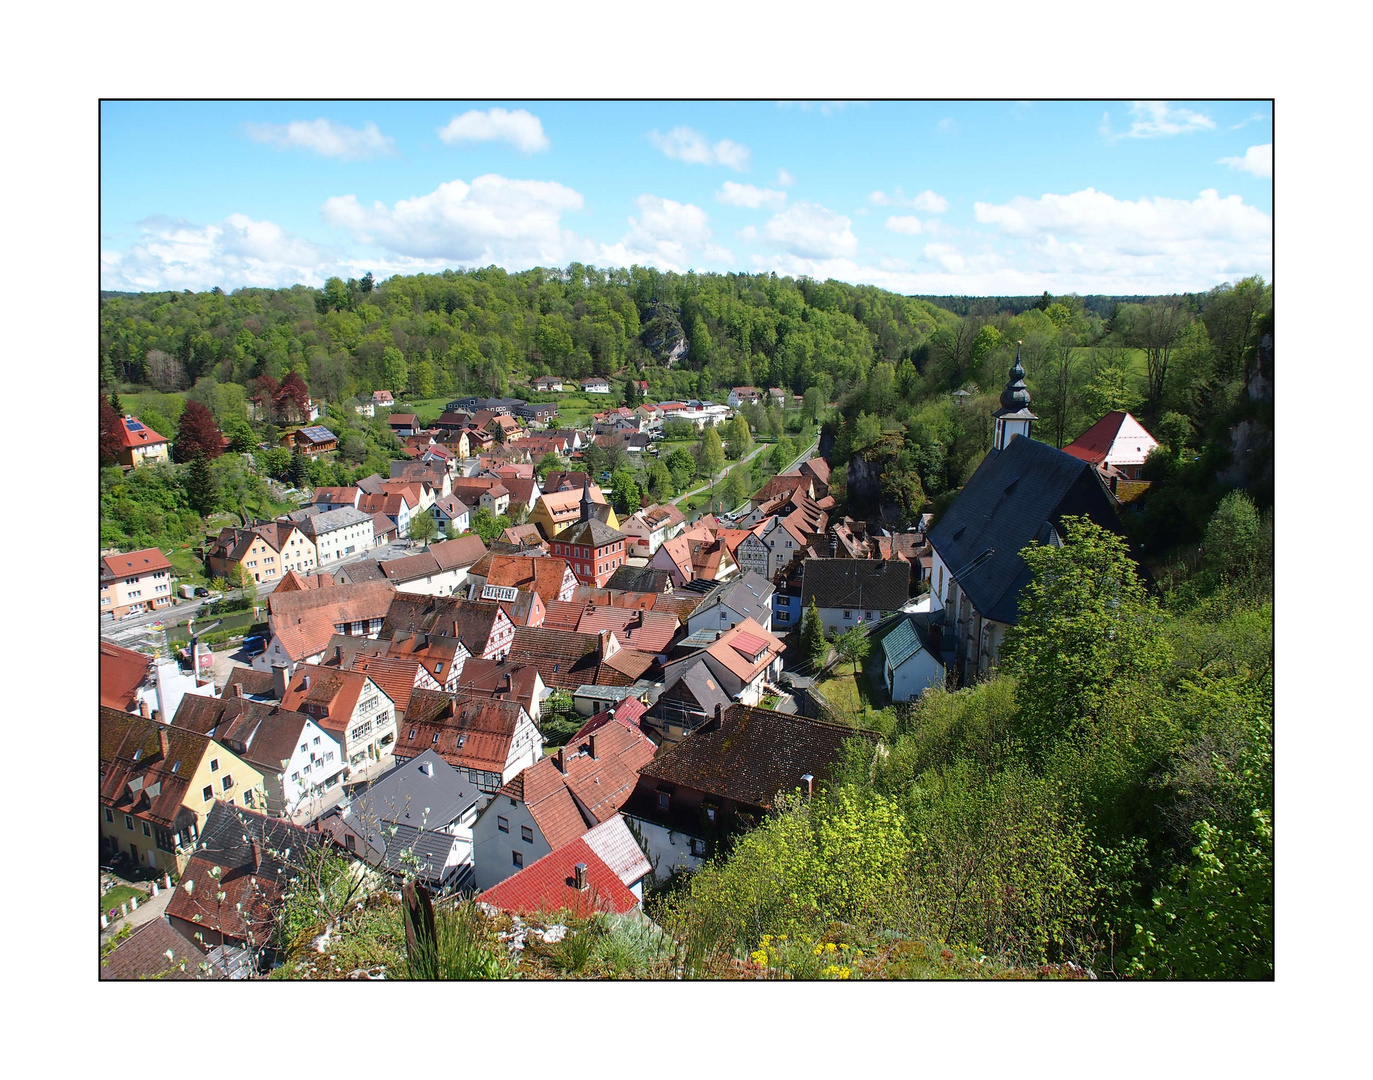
100,100 -> 1271,298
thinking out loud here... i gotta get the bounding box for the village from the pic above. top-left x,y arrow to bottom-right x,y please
98,357 -> 1166,979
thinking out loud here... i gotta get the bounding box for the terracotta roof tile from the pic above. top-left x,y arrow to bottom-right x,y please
480,835 -> 638,917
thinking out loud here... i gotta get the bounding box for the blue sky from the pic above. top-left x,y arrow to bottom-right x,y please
100,100 -> 1271,296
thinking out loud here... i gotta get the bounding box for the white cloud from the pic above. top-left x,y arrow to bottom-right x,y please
243,119 -> 395,160
1101,101 -> 1216,141
436,108 -> 550,153
777,168 -> 796,188
322,173 -> 586,266
647,127 -> 750,170
972,186 -> 1271,290
1218,143 -> 1272,179
776,101 -> 852,116
870,188 -> 949,213
885,215 -> 925,235
100,213 -> 345,292
743,202 -> 858,259
600,194 -> 717,272
716,181 -> 787,210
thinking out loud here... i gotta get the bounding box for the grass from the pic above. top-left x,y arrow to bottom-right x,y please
101,884 -> 147,914
165,612 -> 265,647
815,664 -> 880,726
1068,345 -> 1149,379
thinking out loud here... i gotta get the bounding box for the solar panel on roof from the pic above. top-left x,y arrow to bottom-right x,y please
126,420 -> 145,431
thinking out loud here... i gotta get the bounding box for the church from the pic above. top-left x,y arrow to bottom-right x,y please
926,348 -> 1134,685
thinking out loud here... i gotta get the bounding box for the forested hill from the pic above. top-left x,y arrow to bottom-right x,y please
99,267 -> 962,407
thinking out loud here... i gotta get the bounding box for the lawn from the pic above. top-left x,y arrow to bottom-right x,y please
815,662 -> 883,727
101,884 -> 147,914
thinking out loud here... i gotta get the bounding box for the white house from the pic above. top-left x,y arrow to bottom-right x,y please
432,495 -> 472,535
580,376 -> 612,394
684,572 -> 775,637
800,558 -> 911,638
876,616 -> 945,702
297,506 -> 375,565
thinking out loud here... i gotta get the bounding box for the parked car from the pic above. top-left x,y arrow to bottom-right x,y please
194,587 -> 210,597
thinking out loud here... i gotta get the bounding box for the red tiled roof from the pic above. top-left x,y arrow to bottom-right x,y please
118,415 -> 168,449
99,641 -> 151,711
480,835 -> 638,917
101,548 -> 172,581
395,689 -> 527,773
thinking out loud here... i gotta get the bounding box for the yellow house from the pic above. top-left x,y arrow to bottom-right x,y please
100,706 -> 266,875
116,415 -> 171,469
528,487 -> 619,541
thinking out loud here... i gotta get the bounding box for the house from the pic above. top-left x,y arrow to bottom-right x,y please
311,486 -> 361,512
581,376 -> 612,394
377,546 -> 470,597
380,593 -> 515,661
206,523 -> 309,586
619,503 -> 687,557
100,706 -> 267,874
551,493 -> 631,588
356,490 -> 416,538
503,626 -> 650,690
255,580 -> 397,672
166,802 -> 322,957
101,548 -> 174,618
393,688 -> 544,795
469,553 -> 578,606
875,614 -> 946,702
321,750 -> 482,890
100,915 -> 242,980
451,657 -> 548,723
658,617 -> 785,707
606,565 -> 674,595
372,390 -> 396,408
499,522 -> 546,550
1062,410 -> 1161,483
388,412 -> 422,437
479,816 -> 650,917
684,571 -> 775,636
634,403 -> 662,431
643,661 -> 733,743
531,375 -> 564,392
277,663 -> 399,771
171,688 -> 345,816
728,386 -> 763,407
574,605 -> 680,655
115,415 -> 170,468
800,558 -> 912,637
100,640 -> 215,720
529,485 -> 618,541
471,721 -> 656,891
292,505 -> 375,565
280,425 -> 339,455
624,704 -> 878,877
428,495 -> 471,536
648,533 -> 738,587
354,399 -> 375,418
768,387 -> 788,406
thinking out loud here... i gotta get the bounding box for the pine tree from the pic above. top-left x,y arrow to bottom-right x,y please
288,449 -> 311,488
801,598 -> 828,669
185,454 -> 220,516
108,390 -> 123,416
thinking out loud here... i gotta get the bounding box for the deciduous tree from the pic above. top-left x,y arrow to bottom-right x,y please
174,400 -> 226,463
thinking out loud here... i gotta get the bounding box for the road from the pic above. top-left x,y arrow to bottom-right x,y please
668,437 -> 818,513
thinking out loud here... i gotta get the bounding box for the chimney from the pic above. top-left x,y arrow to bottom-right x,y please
251,840 -> 262,872
588,732 -> 598,760
335,645 -> 343,664
420,760 -> 434,777
802,773 -> 814,799
302,675 -> 312,691
138,699 -> 150,718
158,727 -> 170,759
574,863 -> 588,890
272,664 -> 289,700
553,748 -> 565,773
229,682 -> 244,699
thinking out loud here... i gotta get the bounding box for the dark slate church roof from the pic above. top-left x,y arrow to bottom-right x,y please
926,435 -> 1126,625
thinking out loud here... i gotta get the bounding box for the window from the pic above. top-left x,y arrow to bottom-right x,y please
509,797 -> 517,807
521,825 -> 534,843
497,816 -> 509,833
657,789 -> 671,810
222,775 -> 233,791
124,814 -> 134,830
300,743 -> 309,754
291,772 -> 301,782
689,837 -> 709,857
864,611 -> 873,620
142,822 -> 151,837
104,808 -> 113,823
313,736 -> 321,746
202,785 -> 213,802
244,789 -> 255,808
843,610 -> 851,619
210,758 -> 220,773
512,851 -> 524,869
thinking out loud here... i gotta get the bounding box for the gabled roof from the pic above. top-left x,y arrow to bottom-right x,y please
429,534 -> 488,571
576,607 -> 680,654
689,571 -> 774,625
486,554 -> 575,604
606,565 -> 673,594
504,627 -> 604,688
170,694 -> 317,774
554,517 -> 627,549
573,695 -> 648,739
118,415 -> 168,449
800,558 -> 911,612
101,547 -> 172,582
346,655 -> 423,716
166,803 -> 321,944
695,618 -> 785,684
925,435 -> 1126,625
100,707 -> 215,827
99,640 -> 152,711
295,425 -> 338,444
295,505 -> 374,537
379,551 -> 444,583
637,704 -> 877,811
100,916 -> 225,980
480,833 -> 639,917
1062,411 -> 1160,470
349,748 -> 480,828
267,579 -> 396,623
396,690 -> 529,773
278,665 -> 383,734
877,616 -> 926,672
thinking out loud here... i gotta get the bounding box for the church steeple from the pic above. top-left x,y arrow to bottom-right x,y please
993,341 -> 1038,451
580,478 -> 595,523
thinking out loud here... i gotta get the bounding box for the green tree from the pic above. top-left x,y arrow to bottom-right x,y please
1081,363 -> 1141,420
698,427 -> 726,489
609,468 -> 642,515
1202,490 -> 1264,587
801,386 -> 825,423
665,447 -> 697,491
1001,516 -> 1168,749
536,451 -> 570,481
801,598 -> 828,669
721,467 -> 751,510
769,442 -> 788,474
832,626 -> 871,678
881,458 -> 926,526
645,459 -> 675,502
382,346 -> 408,395
409,508 -> 438,547
257,446 -> 290,479
184,454 -> 220,516
724,414 -> 753,460
287,449 -> 311,489
468,506 -> 511,544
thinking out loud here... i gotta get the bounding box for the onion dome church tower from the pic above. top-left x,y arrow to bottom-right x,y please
993,342 -> 1038,451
